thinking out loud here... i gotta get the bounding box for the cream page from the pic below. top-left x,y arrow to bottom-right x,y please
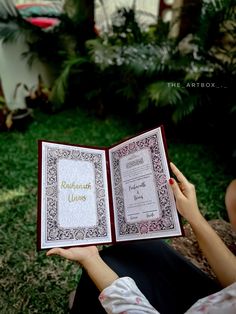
119,148 -> 160,223
57,159 -> 97,228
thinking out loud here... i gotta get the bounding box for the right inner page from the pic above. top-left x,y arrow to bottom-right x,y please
109,126 -> 182,242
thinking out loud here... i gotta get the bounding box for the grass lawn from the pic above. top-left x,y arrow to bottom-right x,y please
0,107 -> 233,313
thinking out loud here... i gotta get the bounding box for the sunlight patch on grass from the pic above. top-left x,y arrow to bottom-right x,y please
0,188 -> 26,213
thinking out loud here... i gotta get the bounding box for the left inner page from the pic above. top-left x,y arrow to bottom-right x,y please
38,141 -> 112,249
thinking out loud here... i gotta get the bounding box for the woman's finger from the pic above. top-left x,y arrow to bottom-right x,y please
170,162 -> 189,186
47,248 -> 72,259
169,177 -> 185,200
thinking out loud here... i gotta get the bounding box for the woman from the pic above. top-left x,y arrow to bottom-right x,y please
225,178 -> 236,232
47,163 -> 236,314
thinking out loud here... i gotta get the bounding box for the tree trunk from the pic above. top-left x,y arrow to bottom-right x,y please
63,0 -> 96,54
178,0 -> 202,39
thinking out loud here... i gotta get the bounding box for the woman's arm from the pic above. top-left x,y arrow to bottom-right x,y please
47,246 -> 119,292
47,247 -> 159,313
169,162 -> 236,287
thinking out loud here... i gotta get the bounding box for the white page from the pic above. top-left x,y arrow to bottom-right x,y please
40,142 -> 111,249
109,127 -> 182,242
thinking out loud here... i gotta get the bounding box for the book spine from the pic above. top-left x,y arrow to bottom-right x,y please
37,140 -> 43,251
105,148 -> 116,244
160,125 -> 184,237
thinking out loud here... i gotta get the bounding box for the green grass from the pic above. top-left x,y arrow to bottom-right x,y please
0,107 -> 233,313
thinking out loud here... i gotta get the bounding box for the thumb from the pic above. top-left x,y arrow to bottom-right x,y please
47,248 -> 70,259
169,178 -> 183,200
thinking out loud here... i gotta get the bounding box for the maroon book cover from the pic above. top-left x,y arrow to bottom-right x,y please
37,125 -> 182,250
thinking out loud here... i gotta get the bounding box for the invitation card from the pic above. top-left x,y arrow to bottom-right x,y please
38,126 -> 182,249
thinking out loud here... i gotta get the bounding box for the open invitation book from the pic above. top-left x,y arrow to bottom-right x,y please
37,126 -> 182,250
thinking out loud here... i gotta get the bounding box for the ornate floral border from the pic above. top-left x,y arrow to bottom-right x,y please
111,133 -> 177,238
44,145 -> 108,243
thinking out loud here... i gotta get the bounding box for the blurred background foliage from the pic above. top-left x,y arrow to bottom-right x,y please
0,0 -> 235,128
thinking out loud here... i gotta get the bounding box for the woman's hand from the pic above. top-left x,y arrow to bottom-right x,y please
47,245 -> 119,291
169,162 -> 202,224
47,245 -> 99,266
169,162 -> 236,287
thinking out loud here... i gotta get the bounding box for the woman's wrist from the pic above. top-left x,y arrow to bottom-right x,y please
81,252 -> 119,291
188,212 -> 206,229
78,250 -> 101,268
